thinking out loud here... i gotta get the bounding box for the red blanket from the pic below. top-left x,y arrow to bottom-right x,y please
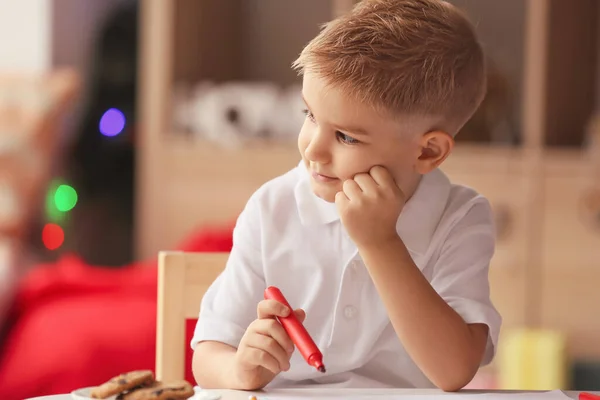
0,224 -> 234,400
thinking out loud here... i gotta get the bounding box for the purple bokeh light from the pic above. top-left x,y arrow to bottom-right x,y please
99,108 -> 126,137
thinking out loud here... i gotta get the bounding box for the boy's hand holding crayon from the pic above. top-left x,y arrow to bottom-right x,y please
232,299 -> 305,390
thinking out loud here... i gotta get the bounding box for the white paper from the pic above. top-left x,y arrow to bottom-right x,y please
190,387 -> 222,400
262,390 -> 572,400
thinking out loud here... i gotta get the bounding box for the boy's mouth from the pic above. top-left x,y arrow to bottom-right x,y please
311,171 -> 338,183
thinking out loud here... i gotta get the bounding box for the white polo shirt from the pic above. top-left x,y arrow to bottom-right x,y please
192,161 -> 501,389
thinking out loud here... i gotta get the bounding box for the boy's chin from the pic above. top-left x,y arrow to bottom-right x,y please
310,185 -> 337,203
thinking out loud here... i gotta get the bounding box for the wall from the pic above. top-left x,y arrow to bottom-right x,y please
0,0 -> 51,73
0,0 -> 126,76
52,0 -> 126,77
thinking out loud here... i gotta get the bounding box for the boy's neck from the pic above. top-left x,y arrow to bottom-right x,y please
402,173 -> 424,203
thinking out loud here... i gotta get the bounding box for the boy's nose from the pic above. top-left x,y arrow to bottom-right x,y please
304,132 -> 331,163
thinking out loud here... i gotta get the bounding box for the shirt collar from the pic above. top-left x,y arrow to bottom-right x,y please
294,161 -> 451,256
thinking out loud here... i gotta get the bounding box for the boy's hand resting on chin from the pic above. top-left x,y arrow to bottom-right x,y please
335,165 -> 405,247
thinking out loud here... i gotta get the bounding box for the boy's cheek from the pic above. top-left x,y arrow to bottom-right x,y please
297,123 -> 310,147
382,166 -> 411,193
297,131 -> 308,151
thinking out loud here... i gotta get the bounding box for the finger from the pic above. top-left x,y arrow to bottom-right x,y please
353,173 -> 378,193
242,346 -> 281,375
335,190 -> 350,209
342,179 -> 362,200
257,299 -> 290,319
246,331 -> 291,371
253,319 -> 295,354
369,165 -> 397,187
293,308 -> 306,323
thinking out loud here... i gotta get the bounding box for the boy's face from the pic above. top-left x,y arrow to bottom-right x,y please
298,72 -> 424,203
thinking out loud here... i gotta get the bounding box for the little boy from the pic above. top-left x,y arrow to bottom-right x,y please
191,0 -> 501,392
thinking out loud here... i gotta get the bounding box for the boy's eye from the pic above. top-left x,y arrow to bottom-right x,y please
301,109 -> 359,145
302,109 -> 316,123
336,131 -> 359,144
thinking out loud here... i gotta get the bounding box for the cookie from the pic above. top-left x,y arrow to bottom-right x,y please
91,370 -> 155,399
116,382 -> 161,400
118,380 -> 194,400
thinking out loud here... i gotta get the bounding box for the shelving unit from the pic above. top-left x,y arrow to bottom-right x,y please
136,0 -> 600,386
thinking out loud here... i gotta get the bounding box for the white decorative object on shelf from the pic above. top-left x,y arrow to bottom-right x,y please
173,81 -> 304,148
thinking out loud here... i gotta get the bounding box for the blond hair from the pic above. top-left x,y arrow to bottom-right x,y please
292,0 -> 486,135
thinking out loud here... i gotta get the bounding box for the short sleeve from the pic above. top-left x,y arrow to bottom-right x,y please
429,199 -> 502,366
190,193 -> 265,350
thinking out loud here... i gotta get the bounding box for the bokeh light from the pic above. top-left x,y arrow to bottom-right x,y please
99,108 -> 126,137
45,179 -> 78,221
42,223 -> 64,250
54,184 -> 78,212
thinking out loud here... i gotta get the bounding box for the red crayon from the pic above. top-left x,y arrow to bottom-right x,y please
580,393 -> 600,400
263,286 -> 326,373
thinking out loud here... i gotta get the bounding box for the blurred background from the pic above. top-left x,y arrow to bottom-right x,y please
0,0 -> 599,398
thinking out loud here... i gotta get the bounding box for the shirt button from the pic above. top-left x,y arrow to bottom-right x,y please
344,305 -> 357,319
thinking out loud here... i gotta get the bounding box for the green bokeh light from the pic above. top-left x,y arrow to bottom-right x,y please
54,184 -> 78,212
45,180 -> 78,221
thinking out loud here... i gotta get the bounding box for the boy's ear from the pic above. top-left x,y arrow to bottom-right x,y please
414,130 -> 454,174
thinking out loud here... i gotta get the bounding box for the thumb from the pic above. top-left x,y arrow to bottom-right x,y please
293,308 -> 306,323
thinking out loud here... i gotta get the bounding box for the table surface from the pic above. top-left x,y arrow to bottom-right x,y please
26,387 -> 597,400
